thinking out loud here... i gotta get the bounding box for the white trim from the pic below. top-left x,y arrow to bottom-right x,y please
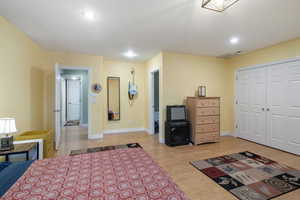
148,68 -> 160,135
103,128 -> 147,135
14,139 -> 43,160
145,128 -> 153,135
234,70 -> 239,138
88,133 -> 103,140
159,137 -> 165,144
236,56 -> 300,72
220,132 -> 234,137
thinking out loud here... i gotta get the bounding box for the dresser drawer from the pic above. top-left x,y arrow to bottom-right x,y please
196,107 -> 219,116
195,132 -> 220,144
195,123 -> 219,133
196,99 -> 219,108
196,116 -> 219,124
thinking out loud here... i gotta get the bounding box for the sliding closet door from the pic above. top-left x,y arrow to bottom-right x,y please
237,70 -> 251,141
286,61 -> 300,155
248,68 -> 268,145
237,68 -> 267,144
267,61 -> 300,155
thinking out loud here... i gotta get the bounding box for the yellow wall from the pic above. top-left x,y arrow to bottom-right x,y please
226,38 -> 300,131
162,52 -> 232,138
0,16 -> 47,133
44,51 -> 105,137
2,14 -> 300,142
103,59 -> 147,130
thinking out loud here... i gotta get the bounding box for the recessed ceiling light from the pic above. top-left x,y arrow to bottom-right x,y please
81,10 -> 95,21
123,50 -> 138,58
230,37 -> 239,44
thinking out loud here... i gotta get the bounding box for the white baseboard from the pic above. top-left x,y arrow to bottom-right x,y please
145,129 -> 154,135
80,123 -> 88,127
159,137 -> 165,144
221,132 -> 234,136
103,128 -> 147,135
88,133 -> 103,140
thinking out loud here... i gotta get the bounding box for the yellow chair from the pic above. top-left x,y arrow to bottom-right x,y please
15,130 -> 55,159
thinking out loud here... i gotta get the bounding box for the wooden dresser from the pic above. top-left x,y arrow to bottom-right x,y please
186,97 -> 220,145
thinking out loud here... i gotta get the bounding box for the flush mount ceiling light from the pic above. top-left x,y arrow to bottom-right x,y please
230,37 -> 239,44
81,9 -> 96,21
123,50 -> 138,58
202,0 -> 240,12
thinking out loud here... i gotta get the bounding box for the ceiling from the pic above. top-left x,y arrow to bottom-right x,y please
1,0 -> 300,61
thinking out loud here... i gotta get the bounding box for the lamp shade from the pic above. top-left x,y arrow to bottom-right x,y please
0,118 -> 17,135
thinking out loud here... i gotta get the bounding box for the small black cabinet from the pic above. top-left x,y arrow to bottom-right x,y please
165,121 -> 191,147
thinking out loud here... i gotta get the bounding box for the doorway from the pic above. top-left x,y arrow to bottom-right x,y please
150,70 -> 159,134
65,78 -> 82,126
55,65 -> 91,150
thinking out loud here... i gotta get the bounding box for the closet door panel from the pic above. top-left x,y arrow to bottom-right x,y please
237,71 -> 251,141
249,68 -> 267,145
268,64 -> 287,150
285,62 -> 300,154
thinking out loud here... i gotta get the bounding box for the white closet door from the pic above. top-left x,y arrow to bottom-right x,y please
286,62 -> 300,155
237,70 -> 251,141
268,61 -> 300,155
249,68 -> 267,145
237,68 -> 267,144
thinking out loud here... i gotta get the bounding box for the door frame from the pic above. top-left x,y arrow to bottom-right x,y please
235,56 -> 300,139
54,64 -> 92,149
148,69 -> 160,135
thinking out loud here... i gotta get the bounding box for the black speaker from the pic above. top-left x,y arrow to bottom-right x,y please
165,121 -> 190,146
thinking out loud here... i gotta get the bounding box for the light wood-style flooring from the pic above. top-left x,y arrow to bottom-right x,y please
57,126 -> 300,200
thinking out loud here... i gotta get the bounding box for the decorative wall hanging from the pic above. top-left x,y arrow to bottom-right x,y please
92,83 -> 102,94
128,68 -> 138,103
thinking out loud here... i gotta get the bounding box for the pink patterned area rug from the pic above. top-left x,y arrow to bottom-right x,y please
2,148 -> 189,200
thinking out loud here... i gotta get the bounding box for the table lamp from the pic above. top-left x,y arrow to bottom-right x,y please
0,118 -> 17,151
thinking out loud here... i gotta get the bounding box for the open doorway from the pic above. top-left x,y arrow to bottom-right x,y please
150,70 -> 159,134
61,71 -> 88,127
54,65 -> 91,150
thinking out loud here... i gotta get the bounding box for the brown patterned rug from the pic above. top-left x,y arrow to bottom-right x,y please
191,151 -> 300,200
70,143 -> 142,156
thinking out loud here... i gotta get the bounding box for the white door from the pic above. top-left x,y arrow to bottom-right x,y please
54,64 -> 62,150
267,61 -> 300,154
237,68 -> 267,145
67,79 -> 81,121
249,68 -> 267,145
236,70 -> 251,141
285,61 -> 300,155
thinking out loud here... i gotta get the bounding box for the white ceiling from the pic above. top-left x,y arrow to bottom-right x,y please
1,0 -> 300,61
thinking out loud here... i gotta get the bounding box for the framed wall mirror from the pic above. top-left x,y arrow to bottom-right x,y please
107,77 -> 120,121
